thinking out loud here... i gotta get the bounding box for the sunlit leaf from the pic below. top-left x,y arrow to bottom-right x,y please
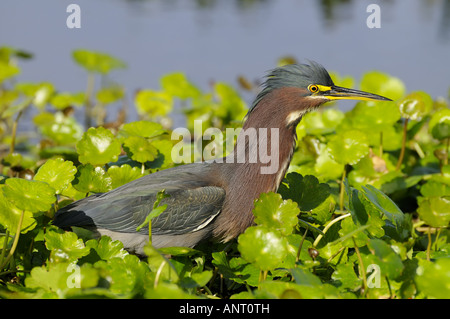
431,122 -> 450,140
238,226 -> 289,271
72,49 -> 126,74
119,121 -> 166,139
44,226 -> 90,262
253,192 -> 300,236
160,72 -> 201,99
360,71 -> 406,101
3,178 -> 55,212
366,239 -> 404,280
34,158 -> 77,194
214,82 -> 247,120
96,86 -> 124,104
331,262 -> 361,290
0,186 -> 36,235
85,236 -> 128,260
15,82 -> 54,108
327,130 -> 369,165
337,217 -> 370,248
135,90 -> 173,117
0,61 -> 20,83
302,108 -> 344,136
398,91 -> 433,121
416,258 -> 450,298
50,92 -> 85,109
72,164 -> 112,193
76,127 -> 121,166
429,108 -> 450,136
420,180 -> 450,198
34,112 -> 84,145
417,196 -> 450,228
122,136 -> 158,164
107,164 -> 142,189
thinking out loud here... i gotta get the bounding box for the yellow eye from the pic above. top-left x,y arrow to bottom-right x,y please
308,84 -> 319,93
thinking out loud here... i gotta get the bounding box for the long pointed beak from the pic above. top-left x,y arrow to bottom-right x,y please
323,85 -> 392,102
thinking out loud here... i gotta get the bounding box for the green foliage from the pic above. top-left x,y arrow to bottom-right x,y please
0,47 -> 449,299
76,127 -> 122,166
72,49 -> 126,74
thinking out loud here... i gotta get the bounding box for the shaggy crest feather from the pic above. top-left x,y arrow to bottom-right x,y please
249,61 -> 334,113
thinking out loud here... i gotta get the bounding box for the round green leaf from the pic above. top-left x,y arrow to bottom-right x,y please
107,164 -> 143,189
0,61 -> 20,83
214,82 -> 247,120
429,108 -> 450,135
367,239 -> 404,279
416,258 -> 450,299
398,91 -> 433,121
338,217 -> 370,248
417,196 -> 450,228
302,109 -> 345,136
44,227 -> 90,262
349,101 -> 401,128
50,92 -> 85,109
34,112 -> 83,145
123,136 -> 158,164
238,226 -> 289,271
360,71 -> 406,101
34,158 -> 77,194
77,127 -> 121,166
15,82 -> 54,108
3,178 -> 56,212
119,121 -> 166,139
135,90 -> 173,117
72,164 -> 112,193
327,130 -> 369,165
314,143 -> 345,180
85,236 -> 128,260
253,192 -> 300,236
96,86 -> 124,104
160,72 -> 201,99
331,263 -> 361,290
72,49 -> 126,74
431,122 -> 450,140
0,187 -> 36,234
420,180 -> 450,198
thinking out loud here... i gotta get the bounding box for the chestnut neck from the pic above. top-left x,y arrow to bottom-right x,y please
213,87 -> 313,239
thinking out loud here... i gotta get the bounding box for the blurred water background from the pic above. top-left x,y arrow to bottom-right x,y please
1,0 -> 449,128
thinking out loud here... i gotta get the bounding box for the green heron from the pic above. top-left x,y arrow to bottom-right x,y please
54,61 -> 391,255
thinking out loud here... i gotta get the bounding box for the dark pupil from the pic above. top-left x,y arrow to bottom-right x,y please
312,86 -> 317,92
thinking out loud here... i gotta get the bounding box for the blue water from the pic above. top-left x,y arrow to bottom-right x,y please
1,0 -> 449,128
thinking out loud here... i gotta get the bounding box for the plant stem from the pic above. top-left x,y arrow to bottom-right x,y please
85,72 -> 95,128
258,270 -> 268,286
9,110 -> 24,155
396,117 -> 409,171
445,138 -> 449,166
148,220 -> 152,245
296,228 -> 308,263
0,230 -> 10,269
379,131 -> 383,157
353,238 -> 367,297
327,246 -> 346,264
313,213 -> 351,248
426,228 -> 432,262
154,260 -> 166,288
0,210 -> 25,270
339,166 -> 347,211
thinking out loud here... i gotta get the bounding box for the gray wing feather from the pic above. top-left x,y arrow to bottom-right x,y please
54,162 -> 225,236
